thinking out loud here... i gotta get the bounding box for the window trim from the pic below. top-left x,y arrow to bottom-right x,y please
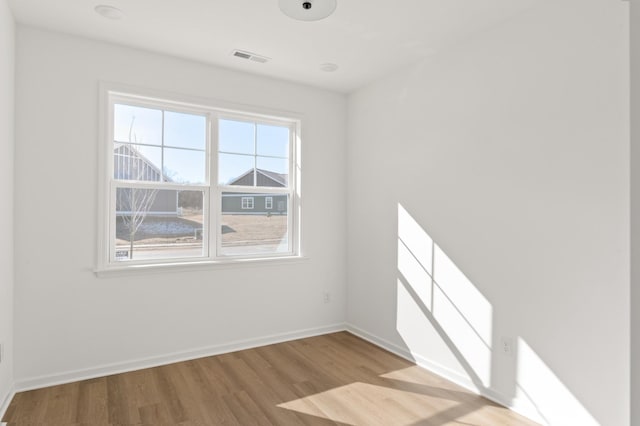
241,197 -> 255,210
96,83 -> 302,274
265,196 -> 273,210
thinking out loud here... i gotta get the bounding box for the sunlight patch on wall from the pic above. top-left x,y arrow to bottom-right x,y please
432,244 -> 492,347
397,204 -> 493,388
515,338 -> 598,426
432,243 -> 493,386
397,204 -> 434,313
398,238 -> 433,308
398,204 -> 433,276
397,278 -> 442,363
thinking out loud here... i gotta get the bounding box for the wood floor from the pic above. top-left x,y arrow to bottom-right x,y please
3,332 -> 539,425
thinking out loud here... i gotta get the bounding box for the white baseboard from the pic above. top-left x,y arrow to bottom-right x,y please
15,323 -> 345,392
0,384 -> 15,422
344,323 -> 544,425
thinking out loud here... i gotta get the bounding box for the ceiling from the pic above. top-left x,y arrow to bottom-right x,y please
8,0 -> 540,93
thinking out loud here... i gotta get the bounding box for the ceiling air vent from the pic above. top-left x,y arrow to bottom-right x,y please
232,50 -> 270,64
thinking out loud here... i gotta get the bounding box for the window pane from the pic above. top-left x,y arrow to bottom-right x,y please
220,193 -> 289,256
219,119 -> 255,155
114,104 -> 162,145
256,157 -> 288,187
114,188 -> 205,261
113,144 -> 162,182
257,124 -> 289,158
164,111 -> 206,150
164,148 -> 206,184
219,153 -> 255,185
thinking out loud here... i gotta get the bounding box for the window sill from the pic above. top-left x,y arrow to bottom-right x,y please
94,255 -> 309,278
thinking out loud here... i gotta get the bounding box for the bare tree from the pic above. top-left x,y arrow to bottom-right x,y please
118,186 -> 158,259
118,117 -> 159,259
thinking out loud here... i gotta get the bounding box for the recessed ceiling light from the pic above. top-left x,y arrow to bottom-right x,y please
320,63 -> 339,72
279,0 -> 337,22
94,5 -> 124,20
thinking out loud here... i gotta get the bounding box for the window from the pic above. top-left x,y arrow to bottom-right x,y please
99,89 -> 300,270
241,197 -> 254,209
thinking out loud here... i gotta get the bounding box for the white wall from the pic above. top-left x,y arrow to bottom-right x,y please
13,26 -> 347,386
631,0 -> 639,424
347,1 -> 629,425
0,0 -> 14,414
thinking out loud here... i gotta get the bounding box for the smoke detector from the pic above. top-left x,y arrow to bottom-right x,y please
95,5 -> 124,20
320,63 -> 339,72
279,0 -> 337,21
231,50 -> 270,64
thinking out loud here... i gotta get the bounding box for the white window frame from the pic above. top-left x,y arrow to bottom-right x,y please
241,197 -> 254,209
96,84 -> 302,273
265,196 -> 273,210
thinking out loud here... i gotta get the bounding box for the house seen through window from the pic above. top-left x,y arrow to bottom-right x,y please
102,91 -> 299,268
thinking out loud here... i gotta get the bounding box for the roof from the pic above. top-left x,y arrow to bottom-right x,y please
228,168 -> 288,187
114,144 -> 173,182
255,169 -> 288,186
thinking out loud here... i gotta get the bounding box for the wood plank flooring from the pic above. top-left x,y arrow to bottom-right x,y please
3,332 -> 539,425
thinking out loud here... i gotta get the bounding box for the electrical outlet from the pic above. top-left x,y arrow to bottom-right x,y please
323,292 -> 330,303
501,337 -> 513,357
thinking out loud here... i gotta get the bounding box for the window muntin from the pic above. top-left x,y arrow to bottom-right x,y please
102,92 -> 299,269
113,103 -> 207,185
